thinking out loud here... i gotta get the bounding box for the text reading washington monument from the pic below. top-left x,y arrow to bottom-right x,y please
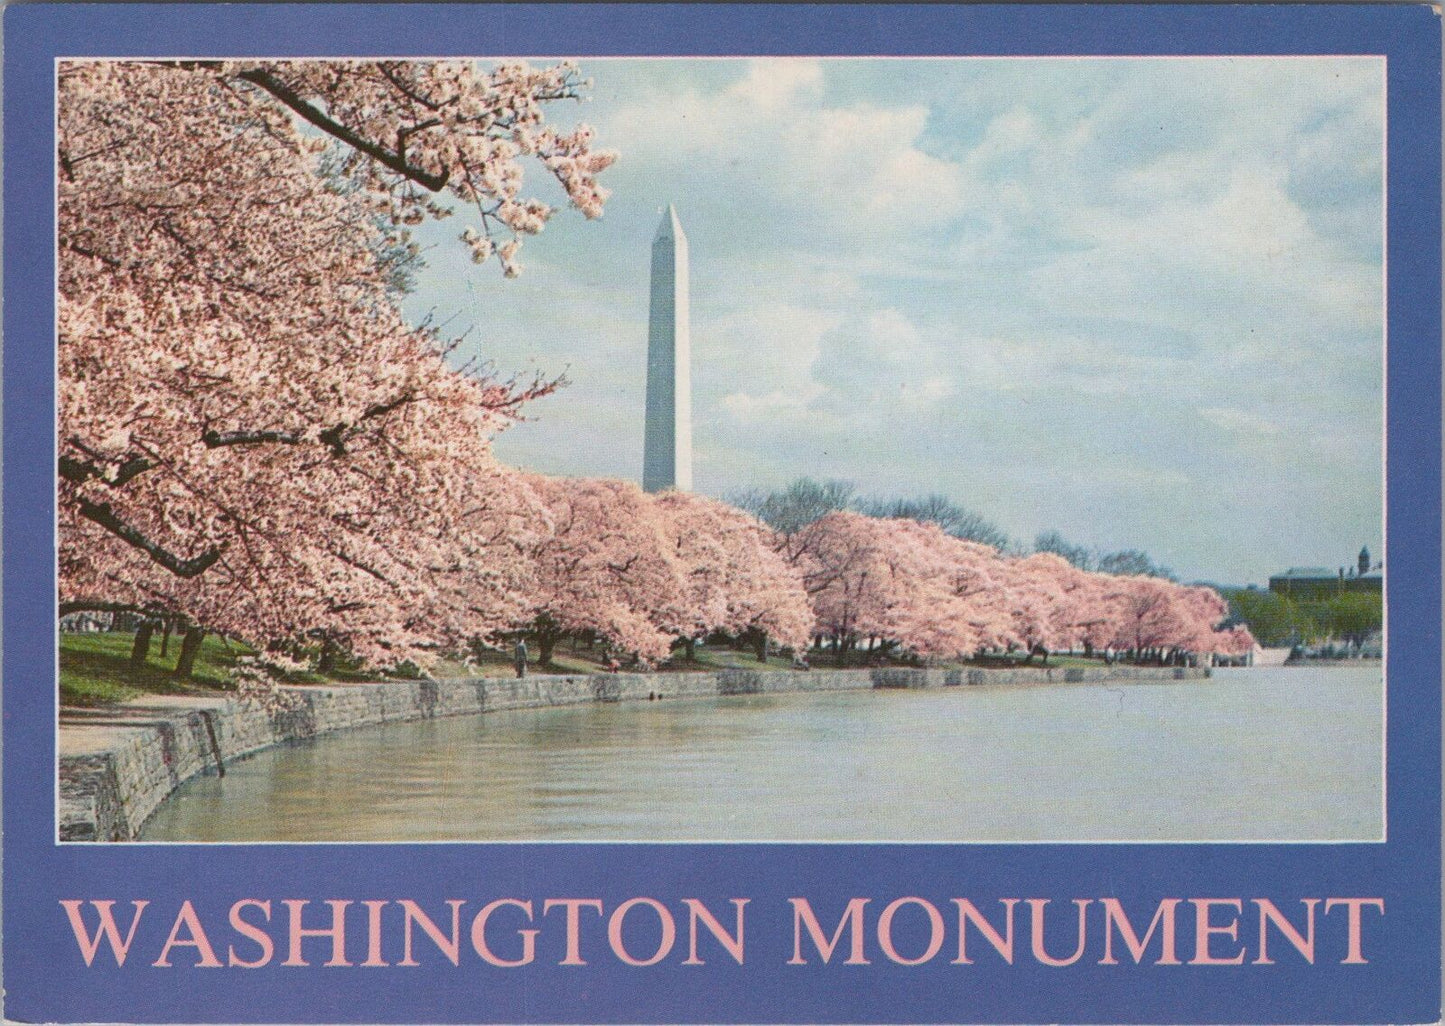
643,205 -> 692,493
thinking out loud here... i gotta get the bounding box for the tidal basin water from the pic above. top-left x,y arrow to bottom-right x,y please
140,666 -> 1382,843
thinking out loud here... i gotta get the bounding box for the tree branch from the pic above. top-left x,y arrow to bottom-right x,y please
606,554 -> 640,576
235,68 -> 450,192
326,545 -> 391,584
60,453 -> 157,488
203,392 -> 418,458
73,496 -> 223,578
202,428 -> 303,448
61,239 -> 123,270
59,600 -> 152,617
376,63 -> 445,111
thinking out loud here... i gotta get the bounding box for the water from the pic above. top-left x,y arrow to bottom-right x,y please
139,666 -> 1383,843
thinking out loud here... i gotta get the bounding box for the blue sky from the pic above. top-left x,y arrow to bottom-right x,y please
400,57 -> 1384,586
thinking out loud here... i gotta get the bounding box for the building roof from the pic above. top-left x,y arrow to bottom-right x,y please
1272,567 -> 1336,580
1268,567 -> 1383,586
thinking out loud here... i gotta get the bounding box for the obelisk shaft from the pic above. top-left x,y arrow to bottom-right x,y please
643,205 -> 692,493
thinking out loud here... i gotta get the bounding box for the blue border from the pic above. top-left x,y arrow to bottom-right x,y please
5,6 -> 1439,1023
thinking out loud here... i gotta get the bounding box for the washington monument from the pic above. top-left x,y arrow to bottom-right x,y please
643,205 -> 692,493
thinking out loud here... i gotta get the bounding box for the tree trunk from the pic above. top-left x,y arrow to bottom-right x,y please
317,636 -> 338,675
159,620 -> 173,658
129,621 -> 156,671
173,627 -> 205,679
684,638 -> 696,662
753,630 -> 768,663
538,632 -> 556,667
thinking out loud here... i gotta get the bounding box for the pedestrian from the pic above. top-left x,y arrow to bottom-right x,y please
514,638 -> 528,679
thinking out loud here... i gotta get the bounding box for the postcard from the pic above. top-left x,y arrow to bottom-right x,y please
4,4 -> 1440,1023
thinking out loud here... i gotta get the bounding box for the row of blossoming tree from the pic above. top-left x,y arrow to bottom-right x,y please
58,59 -> 1253,690
786,512 -> 1254,664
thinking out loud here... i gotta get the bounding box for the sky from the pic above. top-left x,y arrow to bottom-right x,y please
400,57 -> 1384,587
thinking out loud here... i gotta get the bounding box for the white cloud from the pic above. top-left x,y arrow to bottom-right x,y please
719,388 -> 820,425
1199,406 -> 1283,437
701,300 -> 838,423
725,60 -> 823,110
404,56 -> 1383,583
596,60 -> 967,241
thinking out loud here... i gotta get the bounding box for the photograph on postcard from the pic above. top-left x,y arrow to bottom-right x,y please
56,55 -> 1384,845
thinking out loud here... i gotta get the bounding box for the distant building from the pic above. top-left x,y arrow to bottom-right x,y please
1268,548 -> 1382,598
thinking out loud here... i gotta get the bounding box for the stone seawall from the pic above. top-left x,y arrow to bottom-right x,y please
59,664 -> 1208,842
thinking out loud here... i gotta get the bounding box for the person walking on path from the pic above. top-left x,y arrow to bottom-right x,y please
514,639 -> 528,679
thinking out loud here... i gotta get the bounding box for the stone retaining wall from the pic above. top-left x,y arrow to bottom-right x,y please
59,664 -> 1208,842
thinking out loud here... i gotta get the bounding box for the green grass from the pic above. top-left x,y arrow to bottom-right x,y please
940,652 -> 1103,670
687,646 -> 792,670
60,631 -> 255,708
432,641 -> 788,677
440,642 -> 1103,677
61,628 -> 1117,708
58,630 -> 621,707
433,644 -> 626,678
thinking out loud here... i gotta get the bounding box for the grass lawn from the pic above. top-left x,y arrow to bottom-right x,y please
428,646 -> 611,679
430,640 -> 788,678
688,646 -> 792,670
942,652 -> 1104,670
60,631 -> 255,707
62,628 -> 1116,708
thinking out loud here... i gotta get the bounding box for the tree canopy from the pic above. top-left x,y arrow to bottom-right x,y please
59,59 -> 614,663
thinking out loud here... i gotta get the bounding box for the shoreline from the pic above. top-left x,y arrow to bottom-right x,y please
59,664 -> 1209,842
1280,657 -> 1384,668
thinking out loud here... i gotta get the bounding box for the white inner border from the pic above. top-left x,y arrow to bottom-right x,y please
52,53 -> 1390,847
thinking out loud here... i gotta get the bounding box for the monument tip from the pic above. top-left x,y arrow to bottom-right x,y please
656,203 -> 685,241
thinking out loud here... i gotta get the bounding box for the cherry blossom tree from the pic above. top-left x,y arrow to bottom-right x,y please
652,491 -> 812,659
934,535 -> 1015,653
516,474 -> 687,665
1098,575 -> 1242,664
192,59 -> 616,275
997,553 -> 1073,660
1214,623 -> 1259,656
787,512 -> 1241,667
1176,584 -> 1260,658
58,59 -> 614,671
794,513 -> 986,661
1063,569 -> 1125,658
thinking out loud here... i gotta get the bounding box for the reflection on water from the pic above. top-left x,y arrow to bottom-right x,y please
139,666 -> 1382,843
